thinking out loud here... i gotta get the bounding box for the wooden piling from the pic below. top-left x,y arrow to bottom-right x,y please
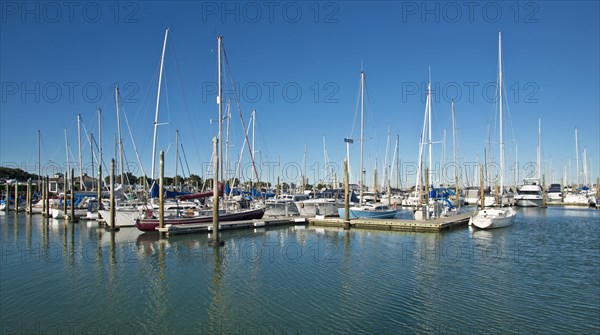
5,182 -> 9,212
107,159 -> 118,231
41,178 -> 45,216
209,137 -> 224,247
343,159 -> 350,229
454,174 -> 459,208
374,169 -> 378,203
63,171 -> 68,214
45,176 -> 50,217
70,169 -> 77,222
479,164 -> 485,210
159,151 -> 164,232
14,181 -> 18,214
97,164 -> 101,204
27,179 -> 32,215
541,174 -> 547,208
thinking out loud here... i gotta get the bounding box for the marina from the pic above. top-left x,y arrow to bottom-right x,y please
1,1 -> 599,334
1,206 -> 599,334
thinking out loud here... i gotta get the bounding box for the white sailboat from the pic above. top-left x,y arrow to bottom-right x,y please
337,70 -> 397,219
470,31 -> 517,229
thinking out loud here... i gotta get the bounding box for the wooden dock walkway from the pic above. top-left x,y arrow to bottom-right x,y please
157,217 -> 306,236
151,212 -> 472,236
309,212 -> 472,232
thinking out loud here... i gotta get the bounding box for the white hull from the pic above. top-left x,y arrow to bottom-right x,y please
295,200 -> 344,217
98,209 -> 141,226
469,207 -> 516,229
264,202 -> 299,217
515,197 -> 543,207
51,208 -> 87,219
547,193 -> 562,204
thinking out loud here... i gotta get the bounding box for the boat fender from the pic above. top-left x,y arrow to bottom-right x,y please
299,202 -> 304,208
393,202 -> 397,210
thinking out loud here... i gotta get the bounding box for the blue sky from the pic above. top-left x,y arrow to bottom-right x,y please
1,1 -> 598,188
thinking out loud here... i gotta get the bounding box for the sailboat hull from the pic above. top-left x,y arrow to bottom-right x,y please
338,206 -> 397,219
469,207 -> 516,229
135,207 -> 265,232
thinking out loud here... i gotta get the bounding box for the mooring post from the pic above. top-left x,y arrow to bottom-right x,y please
5,182 -> 10,212
97,164 -> 102,205
41,178 -> 46,216
108,159 -> 118,231
209,137 -> 224,247
70,169 -> 77,222
27,179 -> 32,215
159,151 -> 164,233
45,176 -> 50,218
541,174 -> 547,208
343,159 -> 350,230
14,181 -> 19,214
63,171 -> 68,215
454,175 -> 460,209
479,165 -> 485,210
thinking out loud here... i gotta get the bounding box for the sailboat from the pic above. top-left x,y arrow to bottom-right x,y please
469,31 -> 517,229
337,70 -> 397,219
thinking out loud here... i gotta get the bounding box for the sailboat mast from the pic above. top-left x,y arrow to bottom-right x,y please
225,98 -> 231,181
151,27 -> 170,181
115,85 -> 124,186
427,81 -> 432,176
98,108 -> 102,189
37,129 -> 41,190
64,129 -> 70,190
575,127 -> 580,186
359,71 -> 365,206
302,144 -> 307,192
90,133 -> 94,191
175,130 -> 179,189
498,30 -> 505,196
537,116 -> 541,181
217,35 -> 223,183
252,109 -> 256,191
451,100 -> 457,185
78,114 -> 84,190
384,125 -> 391,192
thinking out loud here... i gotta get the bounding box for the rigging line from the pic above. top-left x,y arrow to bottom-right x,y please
180,142 -> 192,178
221,41 -> 261,184
349,73 -> 362,139
123,108 -> 148,185
132,61 -> 161,127
80,122 -> 104,173
168,38 -> 204,166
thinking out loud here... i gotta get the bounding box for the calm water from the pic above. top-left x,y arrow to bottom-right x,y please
1,207 -> 599,334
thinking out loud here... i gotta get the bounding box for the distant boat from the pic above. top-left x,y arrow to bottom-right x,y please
515,179 -> 543,207
295,189 -> 351,217
339,203 -> 397,219
547,184 -> 562,204
338,71 -> 397,220
515,118 -> 543,207
470,31 -> 516,229
135,207 -> 265,232
264,193 -> 308,217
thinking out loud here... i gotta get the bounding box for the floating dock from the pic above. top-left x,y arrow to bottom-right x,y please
309,212 -> 472,232
149,212 -> 472,235
157,217 -> 306,236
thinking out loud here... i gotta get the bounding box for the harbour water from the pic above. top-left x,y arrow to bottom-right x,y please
1,207 -> 599,334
